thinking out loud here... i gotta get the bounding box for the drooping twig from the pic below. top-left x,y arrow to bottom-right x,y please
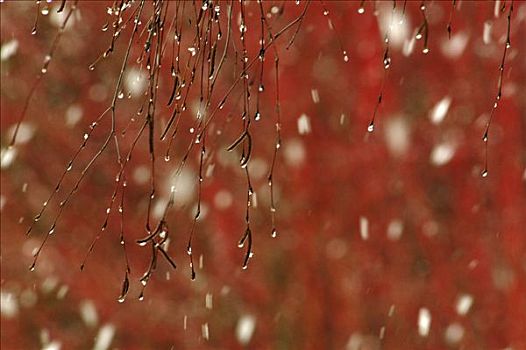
482,1 -> 514,178
8,1 -> 78,150
30,0 -> 145,272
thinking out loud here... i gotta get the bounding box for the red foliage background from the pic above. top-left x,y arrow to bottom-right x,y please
1,1 -> 526,349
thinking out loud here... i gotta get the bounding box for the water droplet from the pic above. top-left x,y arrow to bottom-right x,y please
323,9 -> 329,16
164,155 -> 170,162
367,123 -> 375,133
271,228 -> 278,238
343,51 -> 349,62
358,7 -> 365,14
83,133 -> 89,140
258,84 -> 264,92
88,64 -> 95,71
31,27 -> 37,35
48,227 -> 55,235
41,6 -> 49,15
188,47 -> 196,56
254,112 -> 261,121
138,241 -> 148,247
422,48 -> 430,54
29,263 -> 36,271
383,57 -> 391,69
481,169 -> 488,178
41,67 -> 47,74
117,296 -> 125,303
239,24 -> 247,33
118,91 -> 124,99
416,33 -> 423,40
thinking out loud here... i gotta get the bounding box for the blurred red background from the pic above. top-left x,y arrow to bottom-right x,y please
1,1 -> 526,349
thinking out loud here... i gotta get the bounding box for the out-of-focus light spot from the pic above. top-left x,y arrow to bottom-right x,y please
297,113 -> 311,135
250,191 -> 258,208
1,291 -> 19,318
79,299 -> 98,328
1,147 -> 17,169
205,293 -> 213,309
93,324 -> 115,350
423,221 -> 439,237
214,190 -> 233,210
236,314 -> 256,345
202,322 -> 210,341
494,0 -> 501,18
133,165 -> 150,185
430,143 -> 455,166
441,32 -> 469,59
248,158 -> 267,180
65,104 -> 83,127
7,122 -> 35,145
0,195 -> 5,211
283,138 -> 306,167
326,238 -> 348,259
42,341 -> 62,350
445,323 -> 464,345
125,68 -> 147,96
169,167 -> 195,205
384,116 -> 410,157
402,36 -> 416,56
418,307 -> 431,337
346,332 -> 380,350
360,216 -> 369,240
387,219 -> 404,241
378,7 -> 410,49
56,285 -> 69,299
311,89 -> 320,104
19,289 -> 38,308
456,294 -> 474,315
1,39 -> 19,61
49,5 -> 76,28
429,96 -> 452,125
483,21 -> 492,44
492,265 -> 515,291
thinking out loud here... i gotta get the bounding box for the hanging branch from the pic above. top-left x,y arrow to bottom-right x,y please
368,0 -> 396,133
416,1 -> 430,54
447,0 -> 457,39
30,0 -> 145,272
320,1 -> 348,62
482,1 -> 514,178
7,1 -> 78,151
